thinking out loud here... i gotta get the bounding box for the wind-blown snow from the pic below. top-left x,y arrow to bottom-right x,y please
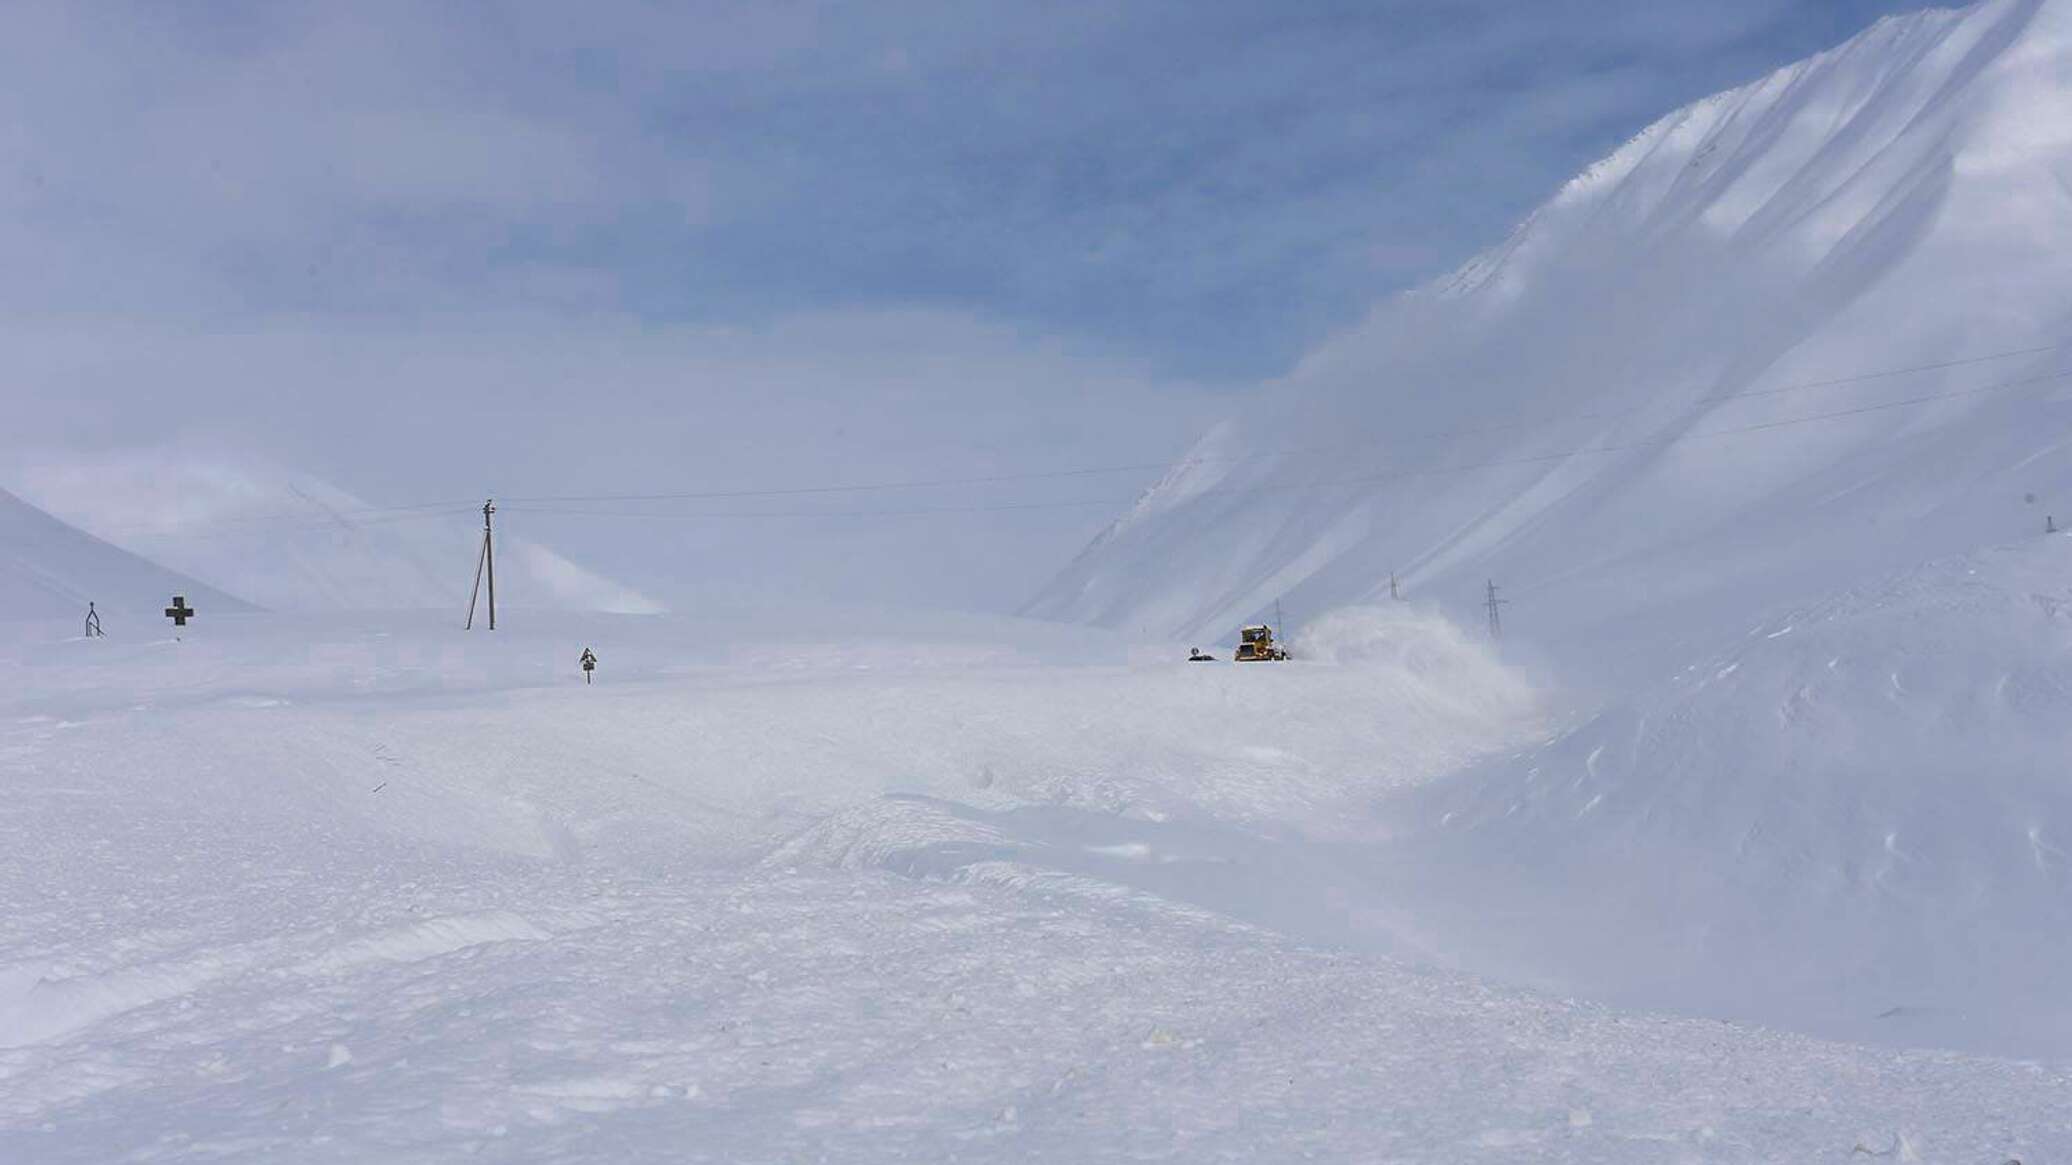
1001,0 -> 2072,1109
1028,0 -> 2072,669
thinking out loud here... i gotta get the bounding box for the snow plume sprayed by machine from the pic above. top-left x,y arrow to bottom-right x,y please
1284,604 -> 1544,767
1296,603 -> 1489,669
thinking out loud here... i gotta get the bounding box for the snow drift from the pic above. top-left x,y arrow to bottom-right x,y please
1403,534 -> 2072,1054
1028,0 -> 2072,669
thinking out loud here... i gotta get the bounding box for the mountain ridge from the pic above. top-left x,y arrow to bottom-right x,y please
1026,0 -> 2072,670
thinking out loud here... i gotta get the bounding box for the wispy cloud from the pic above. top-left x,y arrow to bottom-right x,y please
0,0 -> 1933,610
1,1 -> 1932,365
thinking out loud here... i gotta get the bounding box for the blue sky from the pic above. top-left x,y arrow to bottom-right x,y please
5,0 -> 1932,378
1,0 -> 1938,609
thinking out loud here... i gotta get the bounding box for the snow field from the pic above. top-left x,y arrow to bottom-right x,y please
4,599 -> 2071,1159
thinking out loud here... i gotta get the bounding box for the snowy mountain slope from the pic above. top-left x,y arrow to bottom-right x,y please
0,488 -> 249,625
14,457 -> 661,615
1400,533 -> 2072,1055
1028,0 -> 2072,666
6,609 -> 2071,1160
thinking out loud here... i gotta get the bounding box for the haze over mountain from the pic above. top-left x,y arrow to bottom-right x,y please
13,458 -> 661,619
1029,0 -> 2072,666
0,488 -> 247,626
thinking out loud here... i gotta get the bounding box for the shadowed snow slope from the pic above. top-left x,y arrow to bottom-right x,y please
1028,0 -> 2072,669
0,488 -> 248,625
1402,534 -> 2072,1056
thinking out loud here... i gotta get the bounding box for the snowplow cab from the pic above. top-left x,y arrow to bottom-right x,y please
1233,624 -> 1289,662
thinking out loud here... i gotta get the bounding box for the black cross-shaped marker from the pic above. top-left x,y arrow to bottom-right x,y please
164,596 -> 195,627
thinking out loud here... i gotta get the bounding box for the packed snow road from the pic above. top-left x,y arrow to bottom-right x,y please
2,607 -> 2067,1161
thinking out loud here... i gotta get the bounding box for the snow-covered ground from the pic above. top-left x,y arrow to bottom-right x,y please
15,2 -> 2072,1158
5,599 -> 2070,1161
1403,533 -> 2072,1059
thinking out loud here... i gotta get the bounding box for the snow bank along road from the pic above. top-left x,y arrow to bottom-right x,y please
2,603 -> 2068,1161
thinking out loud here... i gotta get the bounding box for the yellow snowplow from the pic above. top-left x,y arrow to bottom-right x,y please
1233,624 -> 1290,662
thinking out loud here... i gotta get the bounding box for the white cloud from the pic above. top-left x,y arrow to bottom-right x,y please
0,0 -> 1934,612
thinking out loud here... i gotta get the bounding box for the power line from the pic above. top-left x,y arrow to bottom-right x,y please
496,364 -> 2072,523
496,338 -> 2070,508
49,338 -> 2072,537
1309,365 -> 2072,493
499,499 -> 1126,521
87,505 -> 481,540
499,462 -> 1177,506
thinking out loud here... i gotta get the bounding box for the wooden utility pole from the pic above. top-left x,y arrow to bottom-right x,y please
485,498 -> 496,631
466,499 -> 497,630
1484,580 -> 1507,641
